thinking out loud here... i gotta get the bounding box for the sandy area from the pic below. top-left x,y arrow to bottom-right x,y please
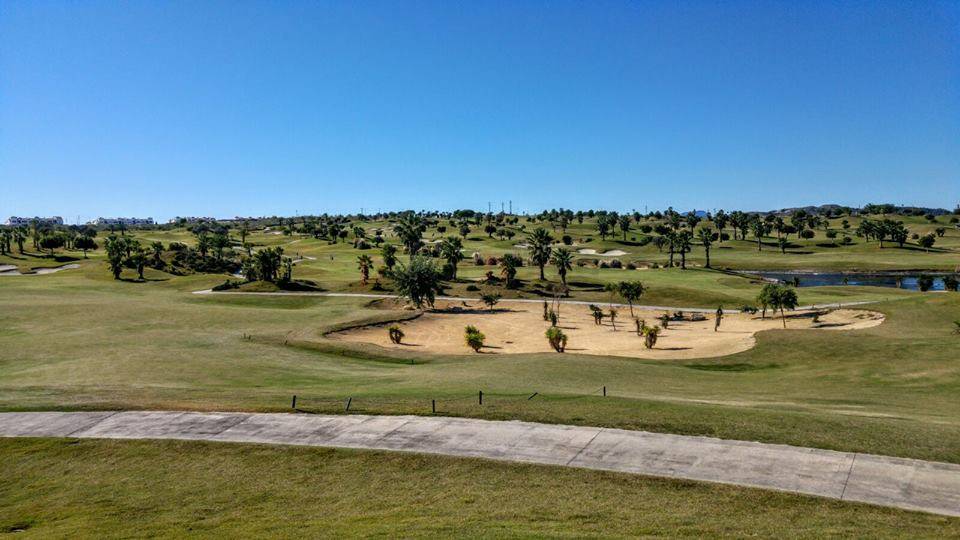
577,249 -> 628,256
0,263 -> 80,276
331,301 -> 884,359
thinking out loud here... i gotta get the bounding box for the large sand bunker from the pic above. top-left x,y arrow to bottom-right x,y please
331,301 -> 884,359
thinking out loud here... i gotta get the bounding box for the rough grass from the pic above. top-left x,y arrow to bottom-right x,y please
2,438 -> 957,538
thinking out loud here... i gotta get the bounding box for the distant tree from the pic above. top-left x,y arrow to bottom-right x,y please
480,292 -> 501,311
778,237 -> 789,254
618,215 -> 631,241
393,255 -> 443,309
713,210 -> 728,242
439,236 -> 465,279
499,253 -> 523,287
357,254 -> 373,285
458,222 -> 471,239
765,284 -> 799,328
550,248 -> 574,287
597,216 -> 611,240
13,227 -> 26,253
528,228 -> 554,280
676,230 -> 692,269
697,227 -> 713,268
751,218 -> 766,251
611,280 -> 646,317
38,233 -> 65,255
150,241 -> 164,266
484,224 -> 497,238
395,214 -> 426,258
918,234 -> 936,251
129,248 -> 147,280
75,235 -> 98,258
381,243 -> 398,270
104,236 -> 126,279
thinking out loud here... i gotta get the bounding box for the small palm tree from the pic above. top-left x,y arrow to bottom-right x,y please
528,228 -> 554,280
439,236 -> 465,279
642,325 -> 660,349
697,227 -> 713,268
357,254 -> 373,285
550,248 -> 574,287
545,327 -> 567,352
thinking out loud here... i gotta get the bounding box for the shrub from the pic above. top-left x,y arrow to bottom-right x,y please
642,325 -> 660,349
576,259 -> 589,267
740,305 -> 759,314
388,325 -> 405,344
212,279 -> 240,291
464,326 -> 485,352
599,261 -> 609,269
944,275 -> 959,292
720,232 -> 731,241
356,240 -> 371,250
610,259 -> 622,269
562,235 -> 573,245
626,262 -> 637,270
841,236 -> 853,245
545,327 -> 567,352
465,284 -> 480,292
474,253 -> 485,266
486,256 -> 499,266
917,275 -> 935,292
800,229 -> 815,239
481,293 -> 501,310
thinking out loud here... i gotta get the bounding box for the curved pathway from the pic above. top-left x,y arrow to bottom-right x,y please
1,411 -> 957,517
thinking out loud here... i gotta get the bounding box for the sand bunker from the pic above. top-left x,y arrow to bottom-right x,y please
577,249 -> 628,256
0,263 -> 80,276
331,301 -> 884,360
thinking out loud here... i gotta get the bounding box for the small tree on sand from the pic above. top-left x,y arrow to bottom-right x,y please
546,327 -> 567,352
464,325 -> 485,352
608,308 -> 618,331
642,325 -> 661,349
388,325 -> 405,344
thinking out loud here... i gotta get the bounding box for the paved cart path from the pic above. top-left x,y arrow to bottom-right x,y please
2,411 -> 958,517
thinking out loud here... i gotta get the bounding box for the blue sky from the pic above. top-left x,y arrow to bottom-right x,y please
1,1 -> 957,222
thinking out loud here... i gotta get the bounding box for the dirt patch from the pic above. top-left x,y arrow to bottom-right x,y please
330,302 -> 884,359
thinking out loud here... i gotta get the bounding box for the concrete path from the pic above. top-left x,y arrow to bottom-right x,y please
2,411 -> 958,517
192,289 -> 883,313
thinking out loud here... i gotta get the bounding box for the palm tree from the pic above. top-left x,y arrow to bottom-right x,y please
13,227 -> 26,253
676,230 -> 692,269
618,215 -> 631,241
499,253 -> 522,287
394,214 -> 426,258
713,210 -> 728,242
357,254 -> 373,284
550,248 -> 574,287
697,227 -> 713,268
528,228 -> 553,280
439,236 -> 465,279
381,243 -> 398,270
768,285 -> 799,328
750,218 -> 766,251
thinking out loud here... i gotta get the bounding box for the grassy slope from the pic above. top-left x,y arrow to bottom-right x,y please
2,438 -> 957,538
2,264 -> 959,462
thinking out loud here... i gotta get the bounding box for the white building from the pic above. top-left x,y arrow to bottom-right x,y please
6,216 -> 64,227
92,217 -> 155,227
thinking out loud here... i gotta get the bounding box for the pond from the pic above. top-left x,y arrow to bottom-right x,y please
743,271 -> 955,291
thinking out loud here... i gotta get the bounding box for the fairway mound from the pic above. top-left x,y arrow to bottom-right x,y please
330,301 -> 885,360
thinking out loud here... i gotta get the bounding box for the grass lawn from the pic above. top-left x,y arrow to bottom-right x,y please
2,262 -> 960,462
2,437 -> 957,537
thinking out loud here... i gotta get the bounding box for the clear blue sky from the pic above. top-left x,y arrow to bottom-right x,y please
1,1 -> 957,222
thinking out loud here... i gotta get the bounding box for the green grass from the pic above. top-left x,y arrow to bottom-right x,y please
2,437 -> 957,538
2,264 -> 960,462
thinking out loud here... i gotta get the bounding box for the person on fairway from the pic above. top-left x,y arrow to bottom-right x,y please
715,305 -> 723,332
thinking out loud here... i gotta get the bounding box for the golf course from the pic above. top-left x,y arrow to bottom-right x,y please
2,208 -> 960,535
